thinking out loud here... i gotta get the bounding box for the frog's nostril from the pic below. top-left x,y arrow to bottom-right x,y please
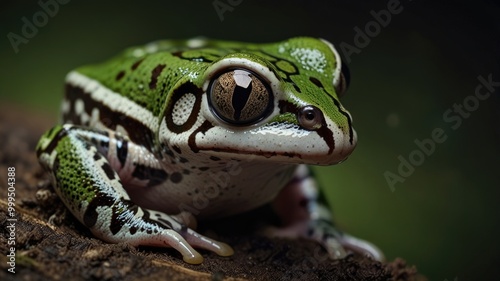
297,105 -> 323,130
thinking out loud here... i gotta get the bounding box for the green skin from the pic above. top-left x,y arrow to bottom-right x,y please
36,37 -> 382,264
79,38 -> 352,133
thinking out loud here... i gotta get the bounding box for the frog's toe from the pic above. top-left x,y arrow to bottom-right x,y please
171,211 -> 198,229
177,245 -> 204,264
183,254 -> 204,264
315,232 -> 386,261
155,229 -> 204,264
265,219 -> 383,261
185,231 -> 234,257
176,243 -> 204,264
339,234 -> 385,261
320,231 -> 384,261
153,225 -> 233,261
324,236 -> 348,259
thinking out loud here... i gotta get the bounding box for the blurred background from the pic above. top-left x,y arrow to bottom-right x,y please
1,0 -> 499,280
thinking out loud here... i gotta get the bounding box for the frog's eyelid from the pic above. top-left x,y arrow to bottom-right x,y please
319,39 -> 345,95
341,62 -> 351,89
203,57 -> 282,96
336,62 -> 350,98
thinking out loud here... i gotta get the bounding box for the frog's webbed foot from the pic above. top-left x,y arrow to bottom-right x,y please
305,204 -> 384,261
262,216 -> 383,261
36,125 -> 233,264
270,165 -> 384,261
117,209 -> 234,264
335,233 -> 384,261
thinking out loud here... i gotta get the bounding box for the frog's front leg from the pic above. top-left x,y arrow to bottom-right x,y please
36,124 -> 233,264
271,165 -> 384,261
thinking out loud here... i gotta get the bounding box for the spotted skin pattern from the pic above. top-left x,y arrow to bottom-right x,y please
37,37 -> 383,264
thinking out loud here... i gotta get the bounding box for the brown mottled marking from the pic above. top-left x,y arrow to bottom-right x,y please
309,77 -> 323,88
131,58 -> 144,70
116,70 -> 125,81
149,64 -> 166,89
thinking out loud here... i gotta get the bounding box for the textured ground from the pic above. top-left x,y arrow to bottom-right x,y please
0,103 -> 426,281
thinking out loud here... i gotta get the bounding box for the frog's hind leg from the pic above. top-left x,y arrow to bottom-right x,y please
270,165 -> 384,261
36,124 -> 233,264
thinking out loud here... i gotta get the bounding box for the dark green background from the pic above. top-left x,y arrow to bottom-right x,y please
1,0 -> 499,280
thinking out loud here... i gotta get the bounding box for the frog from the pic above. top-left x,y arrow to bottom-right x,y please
36,37 -> 383,264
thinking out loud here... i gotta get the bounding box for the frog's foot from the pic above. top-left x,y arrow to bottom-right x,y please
262,221 -> 347,258
306,210 -> 384,260
82,203 -> 234,264
118,211 -> 233,264
270,165 -> 384,261
336,233 -> 384,261
115,210 -> 234,264
262,218 -> 383,261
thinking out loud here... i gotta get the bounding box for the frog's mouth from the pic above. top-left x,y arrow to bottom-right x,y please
189,118 -> 357,166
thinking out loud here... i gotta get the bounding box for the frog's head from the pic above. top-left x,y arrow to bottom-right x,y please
163,37 -> 356,165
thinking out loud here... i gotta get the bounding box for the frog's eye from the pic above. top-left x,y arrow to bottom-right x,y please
298,105 -> 323,130
335,62 -> 350,97
208,69 -> 273,125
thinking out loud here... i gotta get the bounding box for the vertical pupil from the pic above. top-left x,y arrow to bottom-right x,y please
209,68 -> 272,125
232,80 -> 253,121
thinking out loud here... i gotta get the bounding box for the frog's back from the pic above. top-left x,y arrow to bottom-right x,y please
64,37 -> 342,119
68,42 -> 203,117
62,39 -> 250,124
59,39 -> 217,144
